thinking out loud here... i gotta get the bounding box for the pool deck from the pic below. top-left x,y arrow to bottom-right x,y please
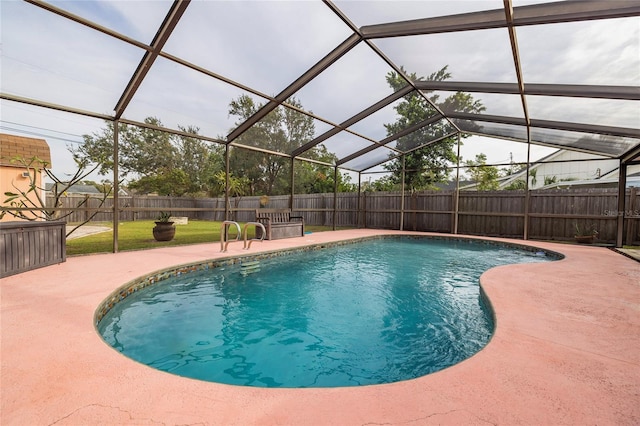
2,229 -> 639,425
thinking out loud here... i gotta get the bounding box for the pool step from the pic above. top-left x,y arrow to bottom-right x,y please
240,261 -> 260,276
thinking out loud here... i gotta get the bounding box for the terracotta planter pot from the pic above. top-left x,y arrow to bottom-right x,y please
153,222 -> 176,241
574,235 -> 595,244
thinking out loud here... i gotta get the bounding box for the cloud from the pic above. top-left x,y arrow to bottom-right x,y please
517,17 -> 640,85
334,0 -> 505,27
162,1 -> 352,97
2,1 -> 143,114
2,1 -> 637,175
48,0 -> 173,44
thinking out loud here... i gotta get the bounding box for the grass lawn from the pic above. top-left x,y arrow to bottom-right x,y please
66,220 -> 348,256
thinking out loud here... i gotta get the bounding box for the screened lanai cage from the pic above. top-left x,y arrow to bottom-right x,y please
1,0 -> 639,249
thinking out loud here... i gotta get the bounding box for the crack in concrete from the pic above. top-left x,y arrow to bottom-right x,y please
361,409 -> 497,426
48,403 -> 166,426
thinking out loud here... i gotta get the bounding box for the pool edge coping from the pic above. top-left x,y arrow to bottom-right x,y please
94,233 -> 564,327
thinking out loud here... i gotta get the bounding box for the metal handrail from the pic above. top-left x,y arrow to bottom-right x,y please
220,220 -> 241,252
243,222 -> 266,250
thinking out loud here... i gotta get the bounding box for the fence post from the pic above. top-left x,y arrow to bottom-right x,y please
332,166 -> 338,230
289,157 -> 295,211
523,139 -> 531,240
616,162 -> 627,247
626,187 -> 637,244
400,155 -> 405,231
224,145 -> 230,222
357,172 -> 362,228
453,133 -> 461,234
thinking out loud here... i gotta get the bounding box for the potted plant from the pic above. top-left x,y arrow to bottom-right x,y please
153,212 -> 176,241
574,222 -> 598,244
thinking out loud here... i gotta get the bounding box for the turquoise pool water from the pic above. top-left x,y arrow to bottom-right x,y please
98,237 -> 554,388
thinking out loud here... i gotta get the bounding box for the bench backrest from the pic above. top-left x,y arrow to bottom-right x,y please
256,208 -> 292,223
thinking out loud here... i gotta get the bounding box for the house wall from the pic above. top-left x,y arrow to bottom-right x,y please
530,152 -> 618,189
0,166 -> 46,222
1,133 -> 52,222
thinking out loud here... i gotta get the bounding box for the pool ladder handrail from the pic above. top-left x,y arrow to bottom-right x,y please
220,220 -> 241,252
243,222 -> 266,250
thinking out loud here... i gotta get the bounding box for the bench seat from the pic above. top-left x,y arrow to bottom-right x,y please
255,208 -> 304,240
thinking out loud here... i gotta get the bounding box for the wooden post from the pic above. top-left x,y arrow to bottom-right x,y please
289,157 -> 295,211
363,191 -> 368,229
332,166 -> 338,230
453,133 -> 461,234
224,144 -> 230,222
627,187 -> 637,244
357,172 -> 362,228
400,155 -> 405,231
616,161 -> 627,248
524,134 -> 531,240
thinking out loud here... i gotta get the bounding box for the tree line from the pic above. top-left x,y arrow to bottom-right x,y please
72,66 -> 521,197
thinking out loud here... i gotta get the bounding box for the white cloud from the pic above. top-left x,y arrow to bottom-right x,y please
2,1 -> 637,174
48,0 -> 173,43
517,17 -> 640,85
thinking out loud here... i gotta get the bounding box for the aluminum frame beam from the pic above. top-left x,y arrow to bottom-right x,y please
1,93 -> 114,121
114,0 -> 190,119
226,33 -> 362,143
291,85 -> 413,157
337,114 -> 444,166
415,81 -> 640,100
530,118 -> 640,140
355,131 -> 458,173
361,0 -> 640,38
621,144 -> 640,164
448,112 -> 640,139
25,0 -> 151,51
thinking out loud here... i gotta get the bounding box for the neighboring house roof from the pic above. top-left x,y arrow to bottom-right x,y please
433,180 -> 475,191
540,175 -> 640,189
536,161 -> 640,190
497,149 -> 565,189
459,149 -> 632,191
459,175 -> 514,191
45,183 -> 101,195
0,133 -> 51,168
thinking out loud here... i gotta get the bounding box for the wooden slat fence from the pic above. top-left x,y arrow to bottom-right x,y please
44,187 -> 640,245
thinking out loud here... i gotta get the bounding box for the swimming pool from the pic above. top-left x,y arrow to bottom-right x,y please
97,236 -> 556,388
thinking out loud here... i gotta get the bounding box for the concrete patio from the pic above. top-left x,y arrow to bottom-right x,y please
1,229 -> 639,425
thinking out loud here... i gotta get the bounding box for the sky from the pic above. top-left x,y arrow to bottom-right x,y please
1,0 -> 638,183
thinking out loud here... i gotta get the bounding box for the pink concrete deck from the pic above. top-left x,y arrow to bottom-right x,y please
2,229 -> 639,425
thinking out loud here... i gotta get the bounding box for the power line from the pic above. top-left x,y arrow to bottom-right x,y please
0,125 -> 85,145
1,121 -> 85,138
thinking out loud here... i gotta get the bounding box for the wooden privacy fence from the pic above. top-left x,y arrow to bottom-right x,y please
45,188 -> 640,245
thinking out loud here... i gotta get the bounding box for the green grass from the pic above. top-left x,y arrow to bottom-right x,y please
66,220 -> 348,256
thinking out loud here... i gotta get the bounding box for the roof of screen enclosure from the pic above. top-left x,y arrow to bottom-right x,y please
2,0 -> 640,173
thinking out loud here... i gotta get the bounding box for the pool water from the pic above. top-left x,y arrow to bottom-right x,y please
97,237 -> 553,388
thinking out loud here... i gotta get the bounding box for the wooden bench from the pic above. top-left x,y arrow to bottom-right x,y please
254,208 -> 304,240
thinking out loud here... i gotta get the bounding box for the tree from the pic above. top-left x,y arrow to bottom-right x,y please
175,125 -> 224,195
363,175 -> 398,192
292,145 -> 357,194
504,179 -> 526,190
228,96 -> 315,195
128,168 -> 190,196
210,170 -> 250,220
383,66 -> 485,191
72,118 -> 224,196
227,95 -> 356,195
464,153 -> 500,191
529,169 -> 538,188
